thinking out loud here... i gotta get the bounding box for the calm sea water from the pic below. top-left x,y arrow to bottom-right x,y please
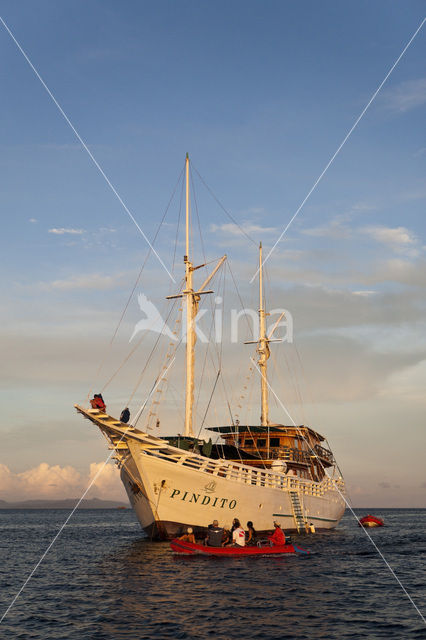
0,508 -> 425,639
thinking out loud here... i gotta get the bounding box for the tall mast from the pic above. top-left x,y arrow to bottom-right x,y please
184,153 -> 195,437
165,154 -> 226,436
257,242 -> 270,426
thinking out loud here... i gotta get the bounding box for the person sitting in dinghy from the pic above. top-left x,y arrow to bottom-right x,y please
246,521 -> 256,545
205,520 -> 225,547
178,527 -> 195,544
268,521 -> 286,546
231,519 -> 246,547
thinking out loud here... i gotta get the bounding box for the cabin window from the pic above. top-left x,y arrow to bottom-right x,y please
245,439 -> 254,446
257,439 -> 266,448
270,438 -> 280,448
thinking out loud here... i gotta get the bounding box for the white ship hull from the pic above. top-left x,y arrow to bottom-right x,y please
76,407 -> 345,539
121,432 -> 345,539
76,157 -> 347,540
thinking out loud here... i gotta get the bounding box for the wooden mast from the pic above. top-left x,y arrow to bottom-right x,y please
165,154 -> 226,437
184,153 -> 195,437
257,242 -> 270,427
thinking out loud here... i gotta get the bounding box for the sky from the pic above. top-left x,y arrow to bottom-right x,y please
0,0 -> 425,507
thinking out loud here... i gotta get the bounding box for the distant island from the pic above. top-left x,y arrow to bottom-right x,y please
0,497 -> 130,509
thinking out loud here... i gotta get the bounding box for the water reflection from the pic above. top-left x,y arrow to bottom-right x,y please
1,509 -> 425,639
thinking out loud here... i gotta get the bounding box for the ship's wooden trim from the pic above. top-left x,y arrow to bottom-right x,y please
75,404 -> 344,498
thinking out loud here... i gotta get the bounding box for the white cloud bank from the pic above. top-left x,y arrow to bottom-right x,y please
210,222 -> 277,236
382,78 -> 426,113
48,228 -> 85,235
0,462 -> 127,502
361,225 -> 417,247
39,272 -> 123,291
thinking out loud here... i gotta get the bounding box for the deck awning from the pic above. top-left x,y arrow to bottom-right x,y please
206,424 -> 324,440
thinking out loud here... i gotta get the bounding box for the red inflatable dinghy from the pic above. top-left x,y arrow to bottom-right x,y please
170,539 -> 309,556
359,515 -> 384,528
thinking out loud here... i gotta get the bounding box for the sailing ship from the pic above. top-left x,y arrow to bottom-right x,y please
75,155 -> 345,539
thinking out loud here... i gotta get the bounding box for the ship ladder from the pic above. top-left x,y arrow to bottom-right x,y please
289,490 -> 306,533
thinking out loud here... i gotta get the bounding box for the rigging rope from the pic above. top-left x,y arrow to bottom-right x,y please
195,369 -> 221,442
192,164 -> 257,246
227,261 -> 254,338
146,305 -> 183,430
126,293 -> 181,407
87,166 -> 184,399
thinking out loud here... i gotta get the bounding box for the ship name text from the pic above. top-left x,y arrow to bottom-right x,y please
170,488 -> 237,509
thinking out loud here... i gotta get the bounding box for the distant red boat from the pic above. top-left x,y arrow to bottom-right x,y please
170,539 -> 309,556
359,515 -> 384,528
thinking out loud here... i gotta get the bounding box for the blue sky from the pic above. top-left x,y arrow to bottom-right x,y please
0,1 -> 425,505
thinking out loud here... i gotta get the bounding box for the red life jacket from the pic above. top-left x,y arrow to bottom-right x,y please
91,397 -> 106,410
268,527 -> 286,546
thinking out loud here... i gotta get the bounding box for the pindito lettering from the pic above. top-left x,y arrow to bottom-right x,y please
170,488 -> 236,510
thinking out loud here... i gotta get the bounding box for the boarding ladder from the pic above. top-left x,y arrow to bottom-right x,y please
289,490 -> 306,533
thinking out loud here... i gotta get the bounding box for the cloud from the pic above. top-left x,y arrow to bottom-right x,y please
378,481 -> 391,489
361,226 -> 417,247
210,222 -> 277,236
374,258 -> 426,287
301,203 -> 376,240
360,226 -> 420,259
0,462 -> 81,499
39,272 -> 123,291
88,462 -> 124,496
381,359 -> 426,404
29,218 -> 37,223
0,462 -> 126,501
382,78 -> 426,113
42,143 -> 82,151
302,219 -> 351,239
48,228 -> 85,235
352,290 -> 376,297
413,147 -> 426,158
378,481 -> 400,490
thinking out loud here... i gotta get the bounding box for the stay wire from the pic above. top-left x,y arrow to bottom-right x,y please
172,171 -> 185,274
195,369 -> 221,442
126,294 -> 181,407
190,164 -> 224,370
191,164 -> 257,246
0,368 -> 172,625
107,166 -> 184,346
250,357 -> 426,625
90,166 -> 184,394
0,16 -> 174,283
227,260 -> 253,338
252,15 -> 426,280
195,263 -> 227,430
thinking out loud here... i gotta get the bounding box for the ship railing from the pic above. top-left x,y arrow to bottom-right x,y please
78,405 -> 344,496
139,442 -> 345,497
313,444 -> 334,464
269,446 -> 311,464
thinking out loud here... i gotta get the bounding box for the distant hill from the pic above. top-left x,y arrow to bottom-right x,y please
0,497 -> 130,509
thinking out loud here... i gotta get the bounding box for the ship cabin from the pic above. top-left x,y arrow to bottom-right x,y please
206,424 -> 334,482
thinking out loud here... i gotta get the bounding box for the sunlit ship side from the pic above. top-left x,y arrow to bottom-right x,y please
75,154 -> 345,539
75,406 -> 345,538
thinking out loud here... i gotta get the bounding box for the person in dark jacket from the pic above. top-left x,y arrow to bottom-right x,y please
120,407 -> 130,423
205,520 -> 225,547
